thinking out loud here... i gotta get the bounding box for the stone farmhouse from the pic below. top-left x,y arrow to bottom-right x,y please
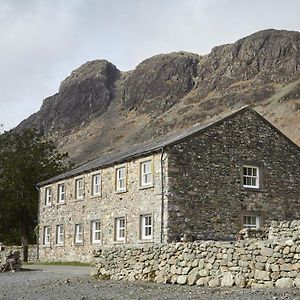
37,107 -> 300,262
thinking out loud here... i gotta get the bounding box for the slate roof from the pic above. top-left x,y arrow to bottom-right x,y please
39,106 -> 297,187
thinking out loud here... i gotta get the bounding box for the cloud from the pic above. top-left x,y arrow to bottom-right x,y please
0,0 -> 299,131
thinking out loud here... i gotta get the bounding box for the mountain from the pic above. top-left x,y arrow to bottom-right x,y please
17,29 -> 300,165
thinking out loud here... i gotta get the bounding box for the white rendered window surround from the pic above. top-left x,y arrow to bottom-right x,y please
140,160 -> 153,187
243,215 -> 260,229
75,224 -> 83,244
75,178 -> 84,199
92,173 -> 101,196
116,166 -> 126,192
91,220 -> 101,244
57,183 -> 65,203
243,166 -> 259,188
56,225 -> 64,245
141,215 -> 152,239
115,217 -> 125,241
43,226 -> 50,245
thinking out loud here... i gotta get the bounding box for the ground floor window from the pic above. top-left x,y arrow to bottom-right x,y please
140,214 -> 152,239
56,225 -> 64,245
243,215 -> 260,229
115,217 -> 125,241
43,226 -> 50,245
75,224 -> 83,244
91,220 -> 101,244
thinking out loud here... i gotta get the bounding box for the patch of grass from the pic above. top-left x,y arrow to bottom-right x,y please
23,261 -> 91,266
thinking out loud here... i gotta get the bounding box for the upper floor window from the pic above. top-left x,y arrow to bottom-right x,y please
140,215 -> 152,240
75,224 -> 83,244
115,166 -> 126,192
75,178 -> 84,199
140,160 -> 153,187
92,173 -> 101,196
45,187 -> 52,206
56,224 -> 64,245
57,183 -> 65,203
243,166 -> 259,189
91,220 -> 101,244
243,215 -> 260,229
43,226 -> 50,245
115,217 -> 125,242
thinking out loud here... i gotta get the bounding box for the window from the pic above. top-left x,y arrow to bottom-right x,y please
75,224 -> 83,244
140,160 -> 153,187
57,183 -> 65,203
115,166 -> 126,192
45,187 -> 52,206
75,178 -> 84,199
140,215 -> 152,239
56,225 -> 64,245
243,215 -> 260,229
115,217 -> 125,241
43,226 -> 50,245
243,166 -> 259,188
92,174 -> 101,196
91,220 -> 101,244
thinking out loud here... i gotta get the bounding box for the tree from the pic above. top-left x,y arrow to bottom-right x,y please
0,128 -> 72,258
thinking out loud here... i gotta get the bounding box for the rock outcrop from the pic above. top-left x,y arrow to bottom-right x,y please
16,29 -> 300,165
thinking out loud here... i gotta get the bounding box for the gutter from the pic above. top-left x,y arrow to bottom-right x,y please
35,185 -> 40,261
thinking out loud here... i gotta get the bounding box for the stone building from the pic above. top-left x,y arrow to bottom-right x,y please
37,107 -> 300,262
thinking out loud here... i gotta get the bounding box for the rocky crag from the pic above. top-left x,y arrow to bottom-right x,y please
17,29 -> 300,165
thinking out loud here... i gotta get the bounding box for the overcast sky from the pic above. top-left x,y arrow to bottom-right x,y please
0,0 -> 299,131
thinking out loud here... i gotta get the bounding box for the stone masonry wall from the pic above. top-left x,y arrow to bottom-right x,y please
94,220 -> 300,289
0,245 -> 37,264
39,152 -> 168,262
166,110 -> 300,241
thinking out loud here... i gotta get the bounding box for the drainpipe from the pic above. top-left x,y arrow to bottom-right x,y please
160,148 -> 165,243
35,185 -> 40,261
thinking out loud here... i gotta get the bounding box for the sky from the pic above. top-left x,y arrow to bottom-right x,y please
0,0 -> 299,131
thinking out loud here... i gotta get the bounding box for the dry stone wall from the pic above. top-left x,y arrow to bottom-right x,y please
0,245 -> 37,264
94,221 -> 300,288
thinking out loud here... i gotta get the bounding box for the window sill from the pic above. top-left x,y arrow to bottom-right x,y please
139,184 -> 154,190
75,198 -> 84,202
90,194 -> 102,199
55,244 -> 64,247
74,243 -> 84,246
139,239 -> 153,244
115,189 -> 127,194
56,202 -> 66,206
113,240 -> 126,244
42,245 -> 51,248
241,186 -> 264,192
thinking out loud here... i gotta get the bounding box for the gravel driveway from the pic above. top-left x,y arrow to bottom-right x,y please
0,266 -> 300,300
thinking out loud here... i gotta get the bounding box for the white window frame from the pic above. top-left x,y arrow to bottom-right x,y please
45,187 -> 52,206
91,220 -> 101,244
243,166 -> 259,189
140,160 -> 153,187
115,166 -> 126,192
140,215 -> 152,240
75,178 -> 84,199
74,224 -> 83,244
243,215 -> 260,229
92,173 -> 101,196
57,183 -> 65,203
115,217 -> 126,242
43,226 -> 51,245
56,224 -> 64,245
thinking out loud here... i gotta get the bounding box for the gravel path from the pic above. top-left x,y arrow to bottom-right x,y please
0,268 -> 300,300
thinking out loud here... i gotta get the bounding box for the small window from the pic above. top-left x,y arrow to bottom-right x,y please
115,217 -> 125,241
75,224 -> 83,244
91,220 -> 101,244
243,166 -> 259,189
243,215 -> 260,229
140,160 -> 153,187
140,215 -> 152,239
45,187 -> 52,206
43,226 -> 50,245
75,178 -> 84,199
56,225 -> 64,245
115,166 -> 126,192
92,174 -> 101,196
57,183 -> 65,203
